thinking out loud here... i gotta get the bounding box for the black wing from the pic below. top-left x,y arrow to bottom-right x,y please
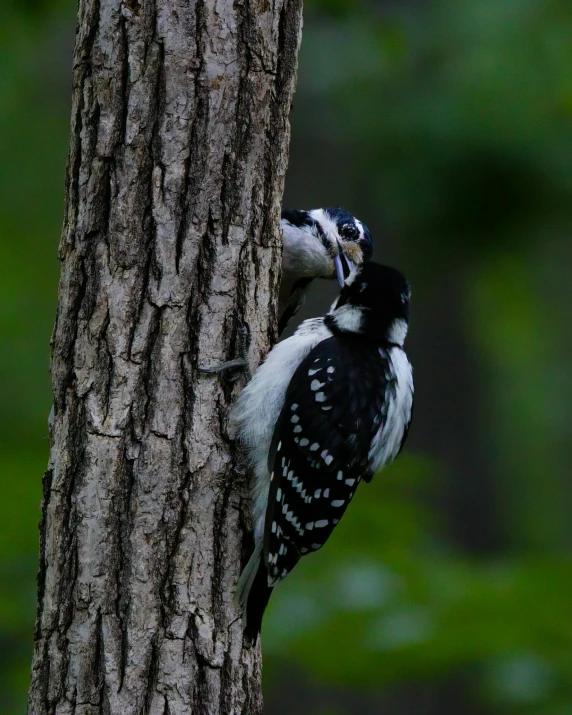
263,335 -> 395,584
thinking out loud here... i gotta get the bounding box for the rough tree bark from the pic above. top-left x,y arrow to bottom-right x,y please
28,1 -> 303,713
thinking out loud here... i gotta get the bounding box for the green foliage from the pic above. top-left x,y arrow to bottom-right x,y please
0,2 -> 73,710
264,458 -> 572,708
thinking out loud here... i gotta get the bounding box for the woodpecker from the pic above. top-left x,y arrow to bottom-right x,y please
279,208 -> 373,334
231,262 -> 414,641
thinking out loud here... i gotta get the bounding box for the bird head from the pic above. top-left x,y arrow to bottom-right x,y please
326,262 -> 410,345
281,207 -> 373,285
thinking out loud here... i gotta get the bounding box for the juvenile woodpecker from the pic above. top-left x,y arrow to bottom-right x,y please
279,207 -> 373,334
231,262 -> 414,640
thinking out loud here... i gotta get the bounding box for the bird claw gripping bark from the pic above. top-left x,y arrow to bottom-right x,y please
199,316 -> 252,382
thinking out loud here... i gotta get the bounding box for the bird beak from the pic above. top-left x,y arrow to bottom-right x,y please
334,255 -> 345,287
334,252 -> 356,286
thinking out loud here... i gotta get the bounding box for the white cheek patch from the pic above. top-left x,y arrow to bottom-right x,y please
330,305 -> 364,333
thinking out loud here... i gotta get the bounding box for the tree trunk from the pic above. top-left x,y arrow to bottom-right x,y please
28,1 -> 302,713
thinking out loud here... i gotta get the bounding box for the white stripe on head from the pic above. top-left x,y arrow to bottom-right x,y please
309,208 -> 340,249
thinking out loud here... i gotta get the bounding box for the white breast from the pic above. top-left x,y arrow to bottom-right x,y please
368,347 -> 413,470
230,318 -> 333,542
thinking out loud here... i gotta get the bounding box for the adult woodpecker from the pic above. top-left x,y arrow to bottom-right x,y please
231,262 -> 414,641
279,207 -> 373,334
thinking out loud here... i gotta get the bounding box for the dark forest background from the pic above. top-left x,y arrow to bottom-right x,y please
1,0 -> 571,712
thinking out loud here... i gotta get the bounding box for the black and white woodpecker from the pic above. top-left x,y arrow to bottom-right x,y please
279,207 -> 373,334
230,262 -> 414,641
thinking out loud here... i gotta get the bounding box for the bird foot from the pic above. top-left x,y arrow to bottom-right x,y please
199,317 -> 252,382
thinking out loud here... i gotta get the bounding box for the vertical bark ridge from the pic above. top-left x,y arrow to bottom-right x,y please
29,0 -> 303,713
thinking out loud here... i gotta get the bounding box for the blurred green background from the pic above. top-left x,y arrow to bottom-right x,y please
1,0 -> 571,712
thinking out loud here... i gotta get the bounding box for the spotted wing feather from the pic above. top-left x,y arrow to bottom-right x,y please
263,336 -> 393,585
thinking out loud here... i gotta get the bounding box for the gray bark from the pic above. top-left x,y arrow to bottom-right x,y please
28,1 -> 302,713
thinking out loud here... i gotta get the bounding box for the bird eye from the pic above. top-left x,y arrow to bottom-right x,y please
339,223 -> 359,241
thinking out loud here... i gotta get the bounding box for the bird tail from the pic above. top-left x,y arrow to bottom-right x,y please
234,543 -> 273,644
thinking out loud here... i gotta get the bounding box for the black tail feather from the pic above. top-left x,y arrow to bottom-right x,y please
244,559 -> 273,645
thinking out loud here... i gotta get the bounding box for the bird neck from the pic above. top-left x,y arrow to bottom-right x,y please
325,309 -> 407,347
